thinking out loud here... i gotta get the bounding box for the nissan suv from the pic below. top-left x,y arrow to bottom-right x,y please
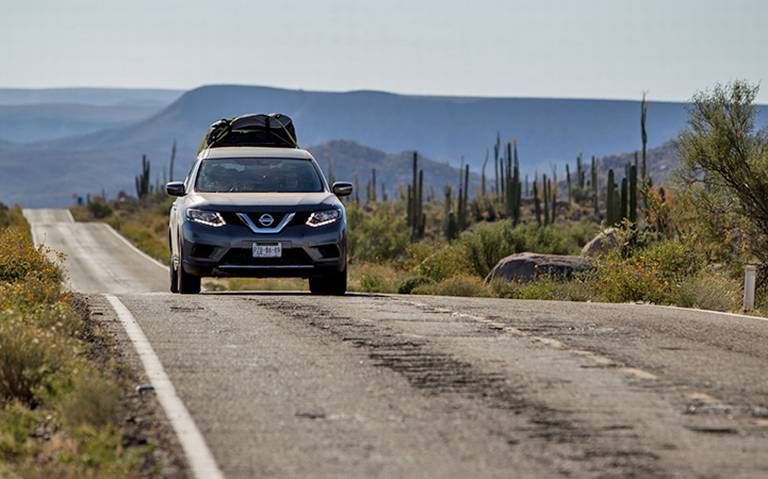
166,146 -> 352,294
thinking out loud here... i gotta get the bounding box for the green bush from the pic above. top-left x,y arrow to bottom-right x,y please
347,204 -> 410,263
396,275 -> 435,294
593,238 -> 703,304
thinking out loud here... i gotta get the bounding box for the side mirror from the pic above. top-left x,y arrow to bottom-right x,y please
166,181 -> 186,197
332,181 -> 353,197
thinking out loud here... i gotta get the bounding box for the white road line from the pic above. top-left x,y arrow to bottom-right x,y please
652,303 -> 768,323
103,224 -> 169,271
104,295 -> 224,479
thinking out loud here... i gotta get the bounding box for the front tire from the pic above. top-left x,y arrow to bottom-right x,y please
176,238 -> 201,294
169,256 -> 179,293
177,262 -> 201,294
309,267 -> 347,295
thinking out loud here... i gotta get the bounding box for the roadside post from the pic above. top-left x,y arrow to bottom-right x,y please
743,265 -> 757,312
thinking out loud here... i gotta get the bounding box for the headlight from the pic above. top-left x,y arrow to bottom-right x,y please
306,209 -> 340,227
186,208 -> 225,227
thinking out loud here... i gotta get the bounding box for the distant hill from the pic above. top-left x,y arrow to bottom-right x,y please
43,84 -> 707,167
0,87 -> 182,107
2,83 -> 766,206
0,103 -> 162,143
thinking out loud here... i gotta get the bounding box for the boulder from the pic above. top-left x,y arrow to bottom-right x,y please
485,252 -> 593,284
581,227 -> 619,257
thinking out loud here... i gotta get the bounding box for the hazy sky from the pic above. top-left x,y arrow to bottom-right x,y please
1,0 -> 766,101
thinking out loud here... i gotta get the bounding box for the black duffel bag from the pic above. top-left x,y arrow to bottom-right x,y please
201,113 -> 298,149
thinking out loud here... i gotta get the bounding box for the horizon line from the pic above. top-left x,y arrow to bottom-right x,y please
0,82 -> 713,105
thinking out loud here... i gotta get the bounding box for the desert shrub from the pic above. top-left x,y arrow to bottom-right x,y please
0,204 -> 27,230
460,220 -> 518,278
347,204 -> 410,263
412,274 -> 493,297
593,238 -> 703,304
87,200 -> 112,219
456,220 -> 599,279
0,403 -> 40,460
0,203 -> 151,476
0,317 -> 71,406
59,373 -> 122,428
413,243 -> 473,281
490,274 -> 595,302
351,263 -> 401,293
0,227 -> 61,284
396,275 -> 435,294
672,270 -> 741,312
400,240 -> 441,270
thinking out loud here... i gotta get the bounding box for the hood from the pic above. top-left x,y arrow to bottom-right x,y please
187,192 -> 339,211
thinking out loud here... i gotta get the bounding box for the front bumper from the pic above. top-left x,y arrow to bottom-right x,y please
180,218 -> 346,278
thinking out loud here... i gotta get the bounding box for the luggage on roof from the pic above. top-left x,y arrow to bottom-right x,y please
201,113 -> 298,150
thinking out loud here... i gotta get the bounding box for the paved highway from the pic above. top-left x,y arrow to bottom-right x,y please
24,209 -> 768,478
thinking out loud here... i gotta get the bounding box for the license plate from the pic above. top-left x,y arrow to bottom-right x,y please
252,242 -> 282,258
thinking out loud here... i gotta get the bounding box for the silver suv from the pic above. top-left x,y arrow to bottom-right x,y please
166,145 -> 352,294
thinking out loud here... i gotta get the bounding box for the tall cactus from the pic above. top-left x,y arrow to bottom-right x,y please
577,153 -> 585,189
641,92 -> 648,181
169,140 -> 177,181
326,158 -> 335,185
543,175 -> 550,225
606,169 -> 616,225
591,155 -> 599,216
512,141 -> 521,225
457,164 -> 470,230
371,168 -> 377,203
565,163 -> 572,206
499,150 -> 505,200
533,180 -> 542,226
620,177 -> 628,221
135,154 -> 151,199
418,170 -> 425,236
407,152 -> 425,240
551,177 -> 557,223
481,147 -> 488,197
443,185 -> 453,239
629,164 -> 638,224
494,132 -> 501,196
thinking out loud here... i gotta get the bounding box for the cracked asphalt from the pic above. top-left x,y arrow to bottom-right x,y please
24,209 -> 768,478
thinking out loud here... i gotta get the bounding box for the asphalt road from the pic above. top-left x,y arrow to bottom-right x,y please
24,208 -> 768,478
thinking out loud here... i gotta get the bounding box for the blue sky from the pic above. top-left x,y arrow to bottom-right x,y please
1,0 -> 766,101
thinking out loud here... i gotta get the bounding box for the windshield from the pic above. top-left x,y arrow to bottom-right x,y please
195,157 -> 324,193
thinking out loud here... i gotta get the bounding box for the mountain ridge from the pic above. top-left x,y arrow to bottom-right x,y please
2,84 -> 766,206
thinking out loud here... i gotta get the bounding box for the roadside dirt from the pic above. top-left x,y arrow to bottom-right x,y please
76,294 -> 188,479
